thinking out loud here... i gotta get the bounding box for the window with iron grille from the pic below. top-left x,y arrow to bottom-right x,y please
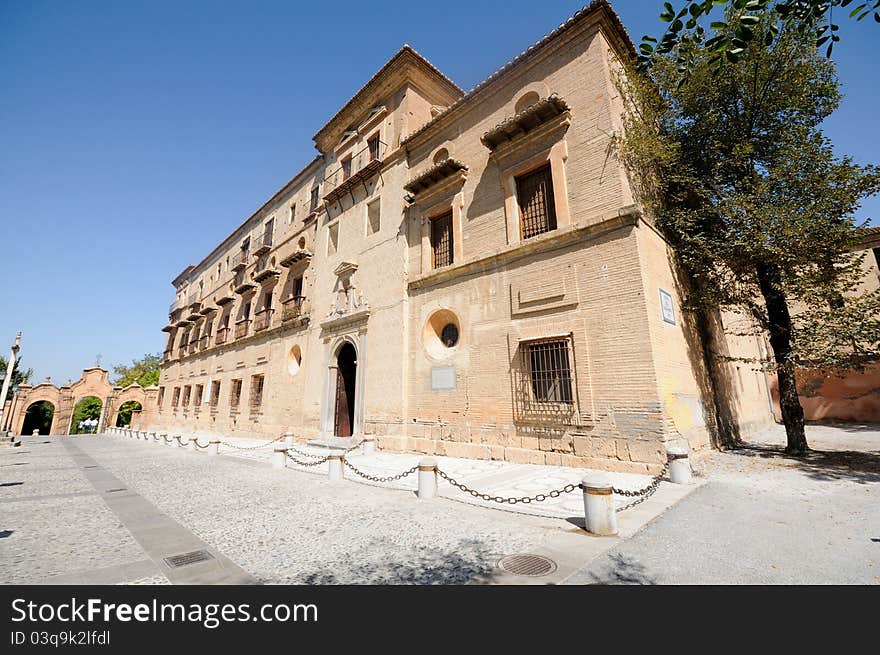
430,211 -> 453,269
210,380 -> 221,408
157,387 -> 165,407
172,387 -> 180,407
523,338 -> 573,404
310,186 -> 319,211
341,155 -> 352,180
250,375 -> 264,409
182,385 -> 191,407
230,379 -> 242,409
194,384 -> 204,408
368,134 -> 380,161
516,164 -> 557,240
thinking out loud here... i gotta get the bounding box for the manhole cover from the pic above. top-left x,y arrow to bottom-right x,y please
497,554 -> 557,577
164,550 -> 215,569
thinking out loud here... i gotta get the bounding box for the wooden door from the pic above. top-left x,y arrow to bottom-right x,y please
333,368 -> 351,437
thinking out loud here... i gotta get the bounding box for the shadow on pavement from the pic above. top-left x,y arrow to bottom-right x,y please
585,553 -> 658,585
296,539 -> 502,585
729,442 -> 880,484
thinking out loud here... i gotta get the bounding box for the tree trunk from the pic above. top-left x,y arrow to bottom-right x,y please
756,262 -> 808,454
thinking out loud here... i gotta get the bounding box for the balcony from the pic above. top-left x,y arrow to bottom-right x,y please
215,327 -> 230,346
163,349 -> 173,362
234,319 -> 250,340
254,308 -> 274,332
322,140 -> 387,206
253,267 -> 281,284
280,248 -> 312,267
177,347 -> 187,359
281,296 -> 306,323
253,229 -> 273,256
234,271 -> 256,295
199,335 -> 210,350
232,251 -> 248,272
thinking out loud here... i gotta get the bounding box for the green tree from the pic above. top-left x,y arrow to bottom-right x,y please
0,355 -> 33,402
113,353 -> 161,388
115,400 -> 143,427
617,14 -> 880,453
69,396 -> 102,434
640,0 -> 880,72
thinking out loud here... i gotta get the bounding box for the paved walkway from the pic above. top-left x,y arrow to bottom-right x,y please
564,424 -> 880,584
1,432 -> 696,585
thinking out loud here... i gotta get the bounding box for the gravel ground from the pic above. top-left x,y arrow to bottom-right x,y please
565,424 -> 880,584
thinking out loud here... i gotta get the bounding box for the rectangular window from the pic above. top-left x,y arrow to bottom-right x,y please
367,198 -> 380,235
341,155 -> 352,180
157,387 -> 165,407
328,222 -> 339,255
430,211 -> 454,269
172,387 -> 180,407
194,384 -> 204,405
368,134 -> 380,161
310,186 -> 319,211
523,339 -> 573,404
250,374 -> 264,409
210,380 -> 221,408
241,237 -> 250,256
289,202 -> 296,224
293,276 -> 303,298
263,291 -> 273,310
516,164 -> 557,240
231,379 -> 242,409
182,385 -> 192,407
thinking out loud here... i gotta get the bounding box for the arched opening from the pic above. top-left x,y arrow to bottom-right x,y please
115,400 -> 142,427
515,91 -> 541,114
333,342 -> 357,437
69,396 -> 103,434
22,401 -> 54,436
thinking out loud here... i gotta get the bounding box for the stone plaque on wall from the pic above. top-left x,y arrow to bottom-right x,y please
659,288 -> 676,325
431,366 -> 456,390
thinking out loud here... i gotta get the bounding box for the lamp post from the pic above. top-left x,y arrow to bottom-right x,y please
0,332 -> 21,431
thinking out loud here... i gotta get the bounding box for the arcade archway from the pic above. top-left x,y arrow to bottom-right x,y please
21,401 -> 55,436
69,396 -> 103,434
115,400 -> 142,427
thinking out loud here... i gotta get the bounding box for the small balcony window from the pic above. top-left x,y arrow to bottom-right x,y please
516,164 -> 557,240
430,212 -> 454,269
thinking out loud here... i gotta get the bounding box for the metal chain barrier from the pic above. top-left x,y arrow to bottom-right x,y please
436,468 -> 579,505
193,440 -> 211,450
286,443 -> 325,460
612,461 -> 670,512
284,451 -> 330,467
178,437 -> 190,446
342,459 -> 419,483
220,435 -> 285,451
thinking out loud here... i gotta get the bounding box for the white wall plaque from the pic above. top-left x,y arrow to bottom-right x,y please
431,366 -> 456,390
659,288 -> 676,325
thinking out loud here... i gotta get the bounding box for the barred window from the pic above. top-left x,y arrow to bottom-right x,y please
171,387 -> 180,407
250,375 -> 264,409
157,387 -> 165,407
194,384 -> 204,406
310,186 -> 320,211
516,164 -> 557,240
341,155 -> 352,180
182,385 -> 191,407
523,338 -> 573,404
431,211 -> 453,269
210,380 -> 221,408
368,134 -> 380,161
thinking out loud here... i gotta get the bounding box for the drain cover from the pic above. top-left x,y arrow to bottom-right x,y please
497,554 -> 557,577
104,488 -> 127,493
164,550 -> 215,569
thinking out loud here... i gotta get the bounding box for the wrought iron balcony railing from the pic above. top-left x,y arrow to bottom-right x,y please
254,308 -> 274,332
234,319 -> 250,340
215,327 -> 229,346
281,295 -> 306,322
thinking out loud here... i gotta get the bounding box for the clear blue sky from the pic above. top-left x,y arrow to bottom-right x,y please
1,0 -> 878,384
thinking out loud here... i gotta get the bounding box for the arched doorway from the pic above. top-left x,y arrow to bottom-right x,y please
69,396 -> 103,434
334,342 -> 357,437
115,400 -> 142,427
21,401 -> 54,435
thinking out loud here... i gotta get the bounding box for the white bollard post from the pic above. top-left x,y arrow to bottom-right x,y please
284,432 -> 295,449
272,448 -> 287,469
581,474 -> 618,536
209,440 -> 220,456
327,452 -> 344,481
667,446 -> 692,485
417,457 -> 437,500
362,436 -> 376,454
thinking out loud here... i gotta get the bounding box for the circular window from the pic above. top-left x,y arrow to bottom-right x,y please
441,323 -> 459,348
423,309 -> 461,359
287,344 -> 303,376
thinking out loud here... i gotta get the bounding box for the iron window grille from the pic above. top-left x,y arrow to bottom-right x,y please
230,380 -> 242,409
431,211 -> 454,269
513,336 -> 577,425
368,134 -> 380,161
516,164 -> 557,240
210,381 -> 221,408
250,375 -> 264,409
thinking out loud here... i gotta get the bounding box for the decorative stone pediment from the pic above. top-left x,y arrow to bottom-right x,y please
326,261 -> 369,321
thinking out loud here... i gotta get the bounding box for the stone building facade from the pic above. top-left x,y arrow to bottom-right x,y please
150,1 -> 774,473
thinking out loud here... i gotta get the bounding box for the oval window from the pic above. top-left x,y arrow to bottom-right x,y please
441,323 -> 459,348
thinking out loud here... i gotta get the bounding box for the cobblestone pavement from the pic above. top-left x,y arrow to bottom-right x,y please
0,432 -> 696,585
564,424 -> 880,584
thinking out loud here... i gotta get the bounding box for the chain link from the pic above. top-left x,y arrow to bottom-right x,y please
284,451 -> 330,467
286,443 -> 325,460
193,440 -> 211,450
221,435 -> 285,451
342,459 -> 419,483
436,468 -> 579,505
611,462 -> 669,497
